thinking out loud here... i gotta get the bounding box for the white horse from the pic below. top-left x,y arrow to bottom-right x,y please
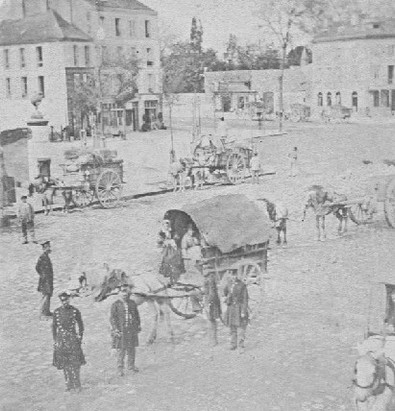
353,351 -> 395,410
68,263 -> 202,345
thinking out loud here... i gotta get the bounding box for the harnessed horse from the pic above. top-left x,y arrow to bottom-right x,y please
258,198 -> 288,245
353,351 -> 395,410
302,185 -> 349,241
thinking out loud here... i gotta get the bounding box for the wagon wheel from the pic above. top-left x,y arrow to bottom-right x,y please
95,170 -> 123,208
349,203 -> 372,225
384,177 -> 395,228
226,151 -> 247,184
169,292 -> 200,319
73,188 -> 94,208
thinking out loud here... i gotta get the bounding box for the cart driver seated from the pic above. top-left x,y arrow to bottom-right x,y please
384,289 -> 395,334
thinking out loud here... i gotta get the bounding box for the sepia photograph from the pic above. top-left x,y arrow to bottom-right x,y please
0,0 -> 394,409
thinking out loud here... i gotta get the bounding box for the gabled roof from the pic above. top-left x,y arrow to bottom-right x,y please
314,19 -> 395,43
89,0 -> 156,14
0,10 -> 92,46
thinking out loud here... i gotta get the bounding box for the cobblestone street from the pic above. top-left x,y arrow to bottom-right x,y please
1,121 -> 395,410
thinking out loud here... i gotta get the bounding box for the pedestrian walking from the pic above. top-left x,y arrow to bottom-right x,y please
110,284 -> 141,377
203,272 -> 222,346
288,146 -> 298,177
35,240 -> 54,319
17,195 -> 37,244
223,269 -> 249,352
53,291 -> 86,392
250,152 -> 261,184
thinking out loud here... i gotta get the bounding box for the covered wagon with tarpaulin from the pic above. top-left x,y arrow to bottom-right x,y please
162,194 -> 273,318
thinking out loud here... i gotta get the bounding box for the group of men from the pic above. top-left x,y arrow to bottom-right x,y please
34,241 -> 141,391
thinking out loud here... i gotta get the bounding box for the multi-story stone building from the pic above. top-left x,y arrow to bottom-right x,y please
0,0 -> 161,134
312,19 -> 395,117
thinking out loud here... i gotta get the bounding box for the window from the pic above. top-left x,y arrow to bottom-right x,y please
4,49 -> 10,69
130,47 -> 137,58
352,91 -> 358,109
371,65 -> 380,79
145,20 -> 151,38
371,90 -> 379,107
101,46 -> 107,62
148,74 -> 154,91
84,46 -> 90,66
86,12 -> 91,34
326,92 -> 332,106
335,91 -> 341,105
36,46 -> 43,67
20,48 -> 25,68
129,20 -> 136,37
146,48 -> 153,66
381,90 -> 390,107
38,76 -> 45,96
21,77 -> 28,98
100,16 -> 105,26
115,18 -> 121,36
5,78 -> 11,98
73,45 -> 79,66
388,65 -> 394,85
317,92 -> 323,106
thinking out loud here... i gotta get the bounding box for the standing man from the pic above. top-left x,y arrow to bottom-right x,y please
250,152 -> 261,184
288,146 -> 298,177
110,284 -> 141,376
203,272 -> 222,346
17,195 -> 37,244
223,269 -> 249,352
35,240 -> 54,319
53,291 -> 85,392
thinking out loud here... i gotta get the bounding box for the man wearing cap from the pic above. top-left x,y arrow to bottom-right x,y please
17,195 -> 36,244
53,292 -> 85,392
35,240 -> 54,318
223,269 -> 249,352
110,284 -> 141,376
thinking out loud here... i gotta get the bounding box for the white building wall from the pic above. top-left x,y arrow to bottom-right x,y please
0,43 -> 69,131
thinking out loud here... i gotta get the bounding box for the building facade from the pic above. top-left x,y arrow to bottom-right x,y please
0,0 -> 161,134
312,19 -> 395,118
205,66 -> 312,117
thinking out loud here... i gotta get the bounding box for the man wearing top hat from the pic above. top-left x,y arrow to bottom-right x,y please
35,240 -> 54,318
53,291 -> 85,392
110,283 -> 141,376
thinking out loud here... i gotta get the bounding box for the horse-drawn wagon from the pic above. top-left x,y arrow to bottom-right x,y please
162,194 -> 272,318
190,134 -> 254,185
56,148 -> 124,209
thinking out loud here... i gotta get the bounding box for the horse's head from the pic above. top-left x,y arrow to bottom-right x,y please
95,268 -> 131,302
257,198 -> 276,222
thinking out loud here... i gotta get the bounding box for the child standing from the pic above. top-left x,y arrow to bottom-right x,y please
17,195 -> 36,244
288,147 -> 298,177
250,152 -> 261,184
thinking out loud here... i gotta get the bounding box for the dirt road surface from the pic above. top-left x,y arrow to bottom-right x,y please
0,121 -> 394,410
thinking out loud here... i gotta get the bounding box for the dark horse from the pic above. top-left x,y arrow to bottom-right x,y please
258,198 -> 288,245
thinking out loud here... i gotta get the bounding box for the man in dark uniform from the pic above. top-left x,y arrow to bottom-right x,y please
35,240 -> 54,319
110,284 -> 141,376
203,271 -> 222,346
223,269 -> 249,352
53,291 -> 85,392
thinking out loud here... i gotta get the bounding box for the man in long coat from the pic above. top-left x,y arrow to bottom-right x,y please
203,272 -> 222,346
110,284 -> 141,376
223,269 -> 249,351
52,291 -> 85,392
35,240 -> 54,318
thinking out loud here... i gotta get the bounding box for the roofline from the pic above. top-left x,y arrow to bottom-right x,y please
313,33 -> 395,44
0,39 -> 93,47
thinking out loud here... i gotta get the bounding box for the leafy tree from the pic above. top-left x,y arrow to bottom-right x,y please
287,46 -> 312,66
190,17 -> 203,54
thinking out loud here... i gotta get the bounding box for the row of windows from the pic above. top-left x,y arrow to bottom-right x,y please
100,16 -> 152,39
73,45 -> 91,67
370,89 -> 392,107
317,91 -> 359,106
4,76 -> 44,99
3,46 -> 43,70
101,46 -> 154,67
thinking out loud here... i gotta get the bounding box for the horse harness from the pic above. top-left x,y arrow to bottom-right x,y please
353,352 -> 395,402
